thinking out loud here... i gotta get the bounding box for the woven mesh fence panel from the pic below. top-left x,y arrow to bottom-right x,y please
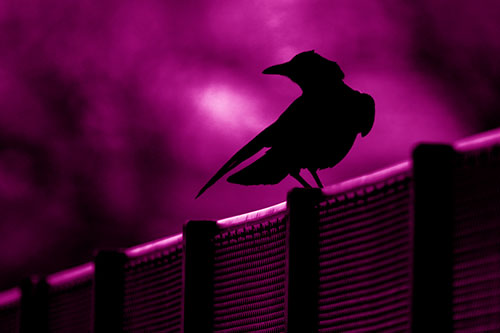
212,212 -> 287,332
317,171 -> 412,332
47,275 -> 94,333
122,242 -> 183,332
452,144 -> 500,332
0,289 -> 21,333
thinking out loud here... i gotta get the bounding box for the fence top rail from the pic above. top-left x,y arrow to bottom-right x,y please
217,201 -> 287,227
322,161 -> 411,198
0,287 -> 21,307
455,127 -> 500,152
216,162 -> 411,227
125,233 -> 182,258
46,262 -> 94,287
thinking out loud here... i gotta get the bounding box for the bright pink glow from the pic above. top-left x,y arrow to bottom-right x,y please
46,262 -> 94,286
194,83 -> 265,136
217,201 -> 287,226
0,287 -> 21,306
455,127 -> 500,151
125,233 -> 182,257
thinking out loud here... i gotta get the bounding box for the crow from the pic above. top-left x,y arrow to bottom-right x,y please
196,50 -> 374,198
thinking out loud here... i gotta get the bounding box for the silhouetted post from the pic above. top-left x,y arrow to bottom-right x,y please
94,250 -> 127,332
286,188 -> 323,332
20,276 -> 48,333
182,220 -> 217,333
412,144 -> 455,332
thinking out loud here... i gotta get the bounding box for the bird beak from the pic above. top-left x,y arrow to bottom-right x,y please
262,62 -> 290,75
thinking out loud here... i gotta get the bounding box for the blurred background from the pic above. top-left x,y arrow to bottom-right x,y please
1,0 -> 500,289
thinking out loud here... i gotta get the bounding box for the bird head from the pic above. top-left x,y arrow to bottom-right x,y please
262,50 -> 344,89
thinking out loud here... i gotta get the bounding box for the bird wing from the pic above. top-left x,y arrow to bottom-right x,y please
226,150 -> 289,185
195,125 -> 274,198
358,93 -> 375,137
196,97 -> 304,198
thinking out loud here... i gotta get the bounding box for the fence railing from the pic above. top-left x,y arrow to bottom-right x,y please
1,128 -> 500,332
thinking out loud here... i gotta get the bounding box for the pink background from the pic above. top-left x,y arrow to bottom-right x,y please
1,0 -> 500,288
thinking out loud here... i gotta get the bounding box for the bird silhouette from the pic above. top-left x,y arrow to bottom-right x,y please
196,50 -> 374,198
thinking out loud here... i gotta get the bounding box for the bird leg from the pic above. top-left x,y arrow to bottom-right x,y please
291,172 -> 312,188
309,169 -> 324,188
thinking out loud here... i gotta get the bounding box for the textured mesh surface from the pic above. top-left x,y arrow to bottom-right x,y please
0,289 -> 21,333
46,265 -> 94,333
47,279 -> 94,332
317,171 -> 412,332
452,144 -> 500,332
213,211 -> 287,332
123,242 -> 183,332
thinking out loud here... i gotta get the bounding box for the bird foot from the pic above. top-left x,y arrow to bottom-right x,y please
309,169 -> 324,188
291,173 -> 313,188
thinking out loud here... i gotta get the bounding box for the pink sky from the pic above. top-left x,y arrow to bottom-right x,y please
1,0 -> 500,288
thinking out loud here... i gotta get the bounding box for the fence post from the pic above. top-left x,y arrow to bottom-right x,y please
412,143 -> 455,332
94,250 -> 127,332
182,220 -> 217,333
286,187 -> 323,333
20,276 -> 48,333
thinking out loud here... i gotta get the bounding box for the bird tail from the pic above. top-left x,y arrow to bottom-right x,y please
195,130 -> 270,198
227,152 -> 288,185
